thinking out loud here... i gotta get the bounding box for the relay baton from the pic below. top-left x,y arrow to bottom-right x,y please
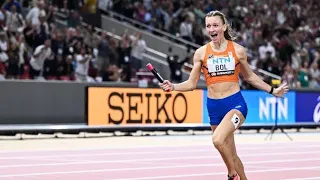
146,63 -> 165,83
146,63 -> 171,92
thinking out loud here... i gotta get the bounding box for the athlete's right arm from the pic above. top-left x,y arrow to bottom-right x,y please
160,48 -> 203,92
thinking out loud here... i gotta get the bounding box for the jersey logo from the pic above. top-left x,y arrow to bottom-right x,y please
207,52 -> 235,77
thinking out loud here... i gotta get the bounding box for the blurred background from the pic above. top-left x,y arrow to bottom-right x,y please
0,0 -> 319,136
0,0 -> 318,88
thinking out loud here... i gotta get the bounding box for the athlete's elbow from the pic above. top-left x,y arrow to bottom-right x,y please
188,81 -> 197,91
189,85 -> 197,91
243,74 -> 254,83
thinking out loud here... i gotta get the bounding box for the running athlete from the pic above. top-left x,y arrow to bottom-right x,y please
159,11 -> 289,180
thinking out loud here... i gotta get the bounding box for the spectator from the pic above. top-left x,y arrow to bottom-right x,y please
96,31 -> 109,78
2,0 -> 21,13
117,31 -> 132,82
4,4 -> 24,33
67,11 -> 82,28
29,38 -> 52,79
34,10 -> 50,47
166,46 -> 189,83
57,54 -> 74,80
130,32 -> 146,71
179,14 -> 193,41
102,64 -> 121,82
262,51 -> 281,84
25,0 -> 45,26
5,42 -> 19,79
0,31 -> 7,52
23,20 -> 36,49
258,40 -> 276,61
106,33 -> 118,66
297,60 -> 310,88
74,46 -> 91,82
282,63 -> 297,88
45,4 -> 56,26
82,25 -> 96,48
309,60 -> 320,88
98,0 -> 113,12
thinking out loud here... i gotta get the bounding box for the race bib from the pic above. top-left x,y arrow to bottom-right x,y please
207,52 -> 235,76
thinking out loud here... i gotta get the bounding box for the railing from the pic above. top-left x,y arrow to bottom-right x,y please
85,23 -> 206,81
104,10 -> 201,50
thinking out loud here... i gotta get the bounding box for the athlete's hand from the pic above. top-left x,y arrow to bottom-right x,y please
272,82 -> 289,98
159,80 -> 173,92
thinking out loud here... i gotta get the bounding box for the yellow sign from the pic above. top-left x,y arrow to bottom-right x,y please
87,87 -> 203,126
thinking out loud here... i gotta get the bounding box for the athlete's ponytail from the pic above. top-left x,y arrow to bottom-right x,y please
206,11 -> 237,41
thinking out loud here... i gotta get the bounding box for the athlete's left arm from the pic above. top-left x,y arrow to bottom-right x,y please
236,43 -> 286,96
234,43 -> 289,97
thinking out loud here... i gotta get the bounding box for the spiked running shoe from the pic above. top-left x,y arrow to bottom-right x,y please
228,174 -> 239,180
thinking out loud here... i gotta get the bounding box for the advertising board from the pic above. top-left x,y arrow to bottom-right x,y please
296,92 -> 320,123
87,87 -> 203,126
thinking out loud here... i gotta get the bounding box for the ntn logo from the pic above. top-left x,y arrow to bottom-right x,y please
259,97 -> 288,121
212,57 -> 231,64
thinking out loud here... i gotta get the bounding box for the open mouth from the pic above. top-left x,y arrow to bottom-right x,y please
210,33 -> 218,38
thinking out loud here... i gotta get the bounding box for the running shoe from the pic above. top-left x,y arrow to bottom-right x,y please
228,174 -> 239,180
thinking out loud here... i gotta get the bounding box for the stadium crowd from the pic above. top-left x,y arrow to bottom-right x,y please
111,0 -> 320,89
0,0 -> 319,89
0,0 -> 147,83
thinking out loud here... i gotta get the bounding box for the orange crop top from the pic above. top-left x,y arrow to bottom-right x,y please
201,40 -> 241,86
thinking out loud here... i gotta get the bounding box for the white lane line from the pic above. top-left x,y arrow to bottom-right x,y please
0,156 -> 320,177
1,164 -> 319,178
0,140 -> 317,154
1,144 -> 320,160
1,150 -> 320,169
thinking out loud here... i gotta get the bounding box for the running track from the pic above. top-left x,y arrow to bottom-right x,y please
0,138 -> 320,180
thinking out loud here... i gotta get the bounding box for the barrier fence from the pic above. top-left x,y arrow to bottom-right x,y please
0,81 -> 319,136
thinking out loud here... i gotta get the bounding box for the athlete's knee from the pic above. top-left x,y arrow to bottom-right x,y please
212,134 -> 226,149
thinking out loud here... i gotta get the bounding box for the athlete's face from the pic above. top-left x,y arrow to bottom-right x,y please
205,16 -> 227,43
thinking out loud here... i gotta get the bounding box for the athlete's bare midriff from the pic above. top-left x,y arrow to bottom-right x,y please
199,43 -> 241,99
206,82 -> 241,99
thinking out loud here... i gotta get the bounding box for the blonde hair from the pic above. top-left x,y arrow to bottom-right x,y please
206,11 -> 236,41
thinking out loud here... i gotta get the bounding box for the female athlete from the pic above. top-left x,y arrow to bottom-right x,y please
159,11 -> 289,180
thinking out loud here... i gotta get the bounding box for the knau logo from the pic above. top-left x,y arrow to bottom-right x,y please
314,96 -> 320,123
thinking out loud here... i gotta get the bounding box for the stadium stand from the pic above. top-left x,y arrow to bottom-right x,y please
0,0 -> 148,83
107,0 -> 320,89
0,0 -> 318,89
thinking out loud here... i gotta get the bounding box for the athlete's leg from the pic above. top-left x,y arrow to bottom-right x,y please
212,109 -> 245,177
227,133 -> 247,180
211,125 -> 247,179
